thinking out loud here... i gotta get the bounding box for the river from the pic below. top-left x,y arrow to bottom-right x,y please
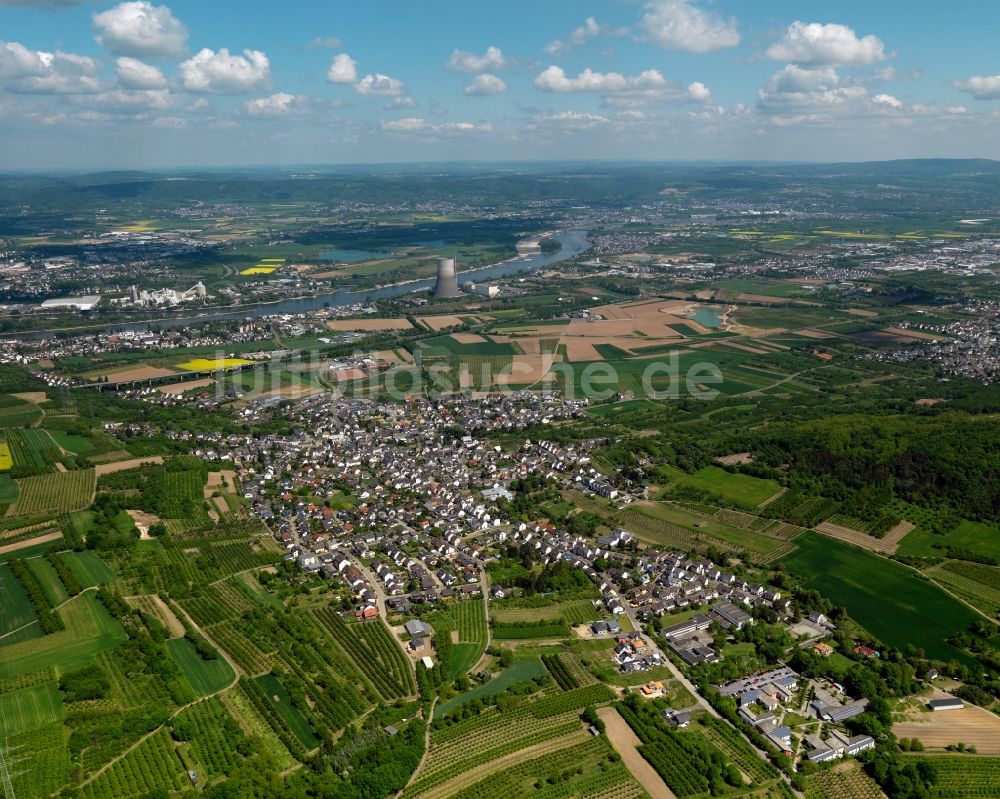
16,229 -> 591,339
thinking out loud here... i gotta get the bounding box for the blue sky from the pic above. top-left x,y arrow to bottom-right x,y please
1,0 -> 999,169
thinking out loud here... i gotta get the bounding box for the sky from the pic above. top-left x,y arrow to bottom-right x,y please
2,0 -> 1000,169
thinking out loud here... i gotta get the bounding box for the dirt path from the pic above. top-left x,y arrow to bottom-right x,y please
398,697 -> 437,796
0,530 -> 63,556
598,707 -> 676,799
78,602 -> 241,788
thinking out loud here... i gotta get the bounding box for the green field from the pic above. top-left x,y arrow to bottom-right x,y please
661,464 -> 781,507
254,673 -> 320,749
897,519 -> 1000,561
0,473 -> 17,503
167,637 -> 236,696
435,659 -> 548,718
58,550 -> 116,588
624,501 -> 784,554
0,591 -> 126,678
26,556 -> 69,605
0,680 -> 64,737
781,532 -> 981,662
0,562 -> 40,637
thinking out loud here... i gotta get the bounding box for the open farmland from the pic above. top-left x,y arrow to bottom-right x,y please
781,532 -> 980,662
894,704 -> 1000,754
0,591 -> 126,679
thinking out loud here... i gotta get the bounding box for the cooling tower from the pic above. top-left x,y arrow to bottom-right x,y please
433,257 -> 460,298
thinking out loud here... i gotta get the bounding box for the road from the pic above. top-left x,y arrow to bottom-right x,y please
621,603 -> 718,717
621,603 -> 804,799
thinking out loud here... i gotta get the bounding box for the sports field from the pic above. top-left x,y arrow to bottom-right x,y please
781,532 -> 980,662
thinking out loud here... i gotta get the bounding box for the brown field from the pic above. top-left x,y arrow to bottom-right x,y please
598,707 -> 675,799
417,314 -> 485,331
125,594 -> 185,637
328,367 -> 367,381
374,349 -> 413,365
126,509 -> 161,538
844,308 -> 880,318
326,318 -> 413,331
895,704 -> 1000,754
205,470 -> 237,498
881,327 -> 943,341
795,328 -> 836,339
718,341 -> 771,355
497,355 -> 561,385
9,392 -> 46,403
94,456 -> 164,477
450,332 -> 487,344
157,378 -> 214,395
0,530 -> 63,556
715,452 -> 755,466
814,520 -> 905,554
737,293 -> 784,304
96,365 -> 180,382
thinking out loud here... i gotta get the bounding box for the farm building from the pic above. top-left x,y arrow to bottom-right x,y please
928,697 -> 965,711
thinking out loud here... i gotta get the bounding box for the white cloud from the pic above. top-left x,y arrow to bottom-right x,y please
872,93 -> 901,108
92,1 -> 188,59
544,17 -> 611,56
308,36 -> 341,49
758,64 -> 869,112
115,56 -> 166,89
245,92 -> 305,117
639,0 -> 740,54
766,22 -> 887,66
355,72 -> 405,97
464,73 -> 507,96
180,48 -> 270,93
445,46 -> 509,73
381,117 -> 425,131
381,117 -> 492,133
326,53 -> 357,84
534,65 -> 666,93
93,87 -> 174,112
953,75 -> 1000,100
0,41 -> 100,93
535,65 -> 711,109
687,81 -> 711,103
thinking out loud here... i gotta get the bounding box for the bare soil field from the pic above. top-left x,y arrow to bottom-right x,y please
126,509 -> 161,539
0,530 -> 63,556
815,521 -> 900,554
125,594 -> 185,637
718,341 -> 771,355
881,327 -> 943,341
375,349 -> 413,364
736,293 -> 784,304
9,392 -> 47,403
895,705 -> 1000,754
326,318 -> 413,331
450,332 -> 488,344
795,328 -> 836,339
94,456 -> 164,477
205,470 -> 237,497
418,314 -> 487,331
844,308 -> 880,318
598,707 -> 676,799
157,378 -> 214,395
97,366 -> 180,382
